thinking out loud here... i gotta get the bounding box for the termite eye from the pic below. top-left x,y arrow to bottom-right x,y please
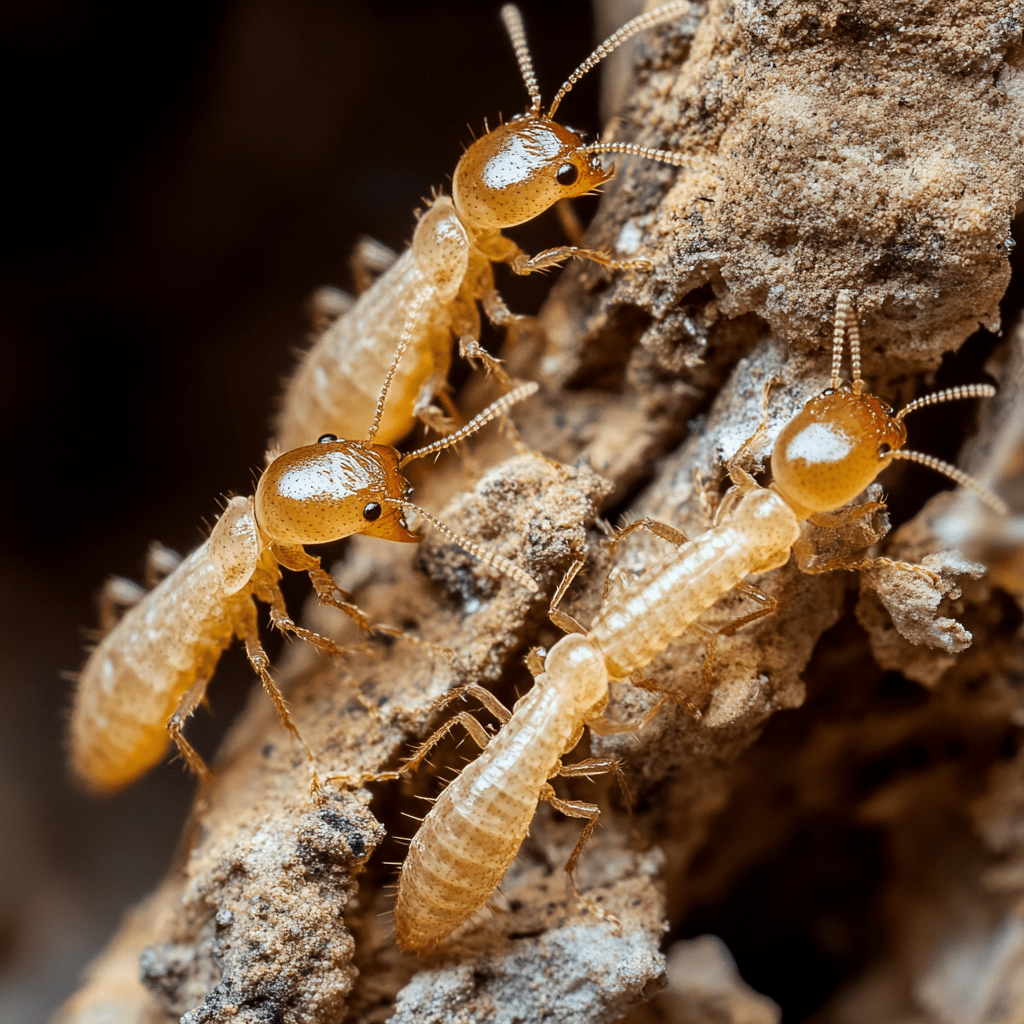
362,502 -> 382,522
879,443 -> 891,457
556,163 -> 579,186
317,433 -> 338,444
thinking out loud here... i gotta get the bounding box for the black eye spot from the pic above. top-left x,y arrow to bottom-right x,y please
878,443 -> 891,457
556,163 -> 579,186
363,502 -> 382,522
317,433 -> 338,444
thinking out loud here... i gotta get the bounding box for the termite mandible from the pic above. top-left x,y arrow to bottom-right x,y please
69,356 -> 540,798
276,1 -> 695,451
378,290 -> 1007,952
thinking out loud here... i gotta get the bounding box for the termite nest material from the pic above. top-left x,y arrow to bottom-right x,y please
57,1 -> 1024,1023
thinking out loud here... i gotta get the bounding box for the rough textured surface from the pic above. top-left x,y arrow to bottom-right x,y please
56,1 -> 1024,1022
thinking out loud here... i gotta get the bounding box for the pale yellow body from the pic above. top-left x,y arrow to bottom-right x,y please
394,489 -> 801,950
70,498 -> 278,793
393,288 -> 1005,952
71,389 -> 539,795
277,198 -> 492,449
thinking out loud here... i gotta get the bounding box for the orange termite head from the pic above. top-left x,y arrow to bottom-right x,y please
771,389 -> 907,520
254,437 -> 420,547
452,3 -> 692,235
452,117 -> 612,232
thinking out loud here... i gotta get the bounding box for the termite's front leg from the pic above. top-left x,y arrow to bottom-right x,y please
510,245 -> 652,275
238,601 -> 323,801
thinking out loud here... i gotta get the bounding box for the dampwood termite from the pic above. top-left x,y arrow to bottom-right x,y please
69,367 -> 540,797
382,290 -> 1008,952
275,1 -> 695,451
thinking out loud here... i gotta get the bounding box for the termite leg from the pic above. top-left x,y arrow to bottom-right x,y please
719,582 -> 778,636
556,756 -> 630,818
511,245 -> 651,276
603,518 -> 691,602
696,582 -> 777,689
555,197 -> 585,247
622,672 -> 703,724
166,677 -> 214,784
458,335 -> 513,387
350,236 -> 398,294
805,554 -> 941,586
96,577 -> 146,635
549,558 -> 588,636
724,376 -> 781,486
145,541 -> 182,588
401,683 -> 512,774
540,783 -> 621,933
238,605 -> 322,801
262,583 -> 351,658
807,500 -> 887,530
307,285 -> 354,334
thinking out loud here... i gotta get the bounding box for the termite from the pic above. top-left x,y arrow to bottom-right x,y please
69,362 -> 540,797
383,290 -> 1007,951
275,1 -> 694,451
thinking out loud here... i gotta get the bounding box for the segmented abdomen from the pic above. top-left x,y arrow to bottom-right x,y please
394,682 -> 574,951
69,541 -> 250,793
591,489 -> 800,678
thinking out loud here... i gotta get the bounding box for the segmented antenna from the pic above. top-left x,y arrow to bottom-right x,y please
548,0 -> 692,117
885,449 -> 1008,515
895,384 -> 997,422
367,287 -> 431,442
398,500 -> 539,592
400,382 -> 539,467
501,5 -> 542,114
585,140 -> 695,169
830,289 -> 863,393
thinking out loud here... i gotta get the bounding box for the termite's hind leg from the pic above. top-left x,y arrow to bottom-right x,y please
96,577 -> 146,635
166,677 -> 214,784
350,235 -> 398,294
145,542 -> 182,588
696,582 -> 778,689
540,783 -> 622,933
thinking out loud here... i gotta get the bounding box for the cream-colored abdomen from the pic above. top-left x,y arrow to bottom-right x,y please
69,543 -> 245,792
394,683 -> 574,951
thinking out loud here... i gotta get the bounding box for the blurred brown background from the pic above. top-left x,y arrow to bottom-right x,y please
0,1 -> 595,1019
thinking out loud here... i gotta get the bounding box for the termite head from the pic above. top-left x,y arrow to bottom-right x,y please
254,439 -> 420,547
770,289 -> 1006,520
453,118 -> 611,232
771,390 -> 906,519
452,3 -> 693,234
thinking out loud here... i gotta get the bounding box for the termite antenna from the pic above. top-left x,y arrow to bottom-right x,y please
366,287 -> 431,442
830,289 -> 864,393
397,500 -> 539,592
501,5 -> 542,115
884,449 -> 1008,514
894,384 -> 997,423
584,140 -> 696,170
399,382 -> 539,467
548,0 -> 692,117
